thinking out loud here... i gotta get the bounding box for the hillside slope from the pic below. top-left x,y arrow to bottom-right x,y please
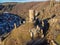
0,1 -> 60,45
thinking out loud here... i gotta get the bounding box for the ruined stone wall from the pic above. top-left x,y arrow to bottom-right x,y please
29,10 -> 35,23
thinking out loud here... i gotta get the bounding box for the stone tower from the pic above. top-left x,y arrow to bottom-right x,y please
29,10 -> 35,23
50,0 -> 55,7
14,23 -> 16,29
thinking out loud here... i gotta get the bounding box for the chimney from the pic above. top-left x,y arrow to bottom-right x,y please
29,10 -> 35,23
14,23 -> 16,29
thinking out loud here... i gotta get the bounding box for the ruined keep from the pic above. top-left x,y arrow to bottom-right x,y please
50,0 -> 55,7
29,10 -> 35,23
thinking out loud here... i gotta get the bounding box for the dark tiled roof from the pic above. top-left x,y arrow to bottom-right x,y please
0,13 -> 25,37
